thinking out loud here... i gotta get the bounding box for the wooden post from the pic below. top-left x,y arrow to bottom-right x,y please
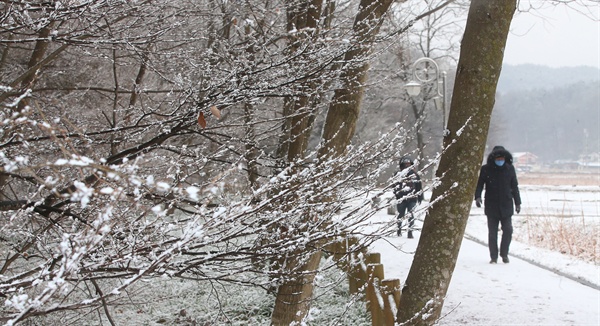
347,237 -> 362,294
350,251 -> 381,294
381,278 -> 401,326
339,236 -> 368,266
329,236 -> 366,282
366,252 -> 381,265
366,263 -> 384,326
331,239 -> 346,264
327,237 -> 350,271
349,252 -> 365,294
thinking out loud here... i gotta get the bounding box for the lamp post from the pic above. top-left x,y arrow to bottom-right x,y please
405,57 -> 447,129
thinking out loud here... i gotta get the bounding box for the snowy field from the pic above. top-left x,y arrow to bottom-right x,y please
371,183 -> 600,325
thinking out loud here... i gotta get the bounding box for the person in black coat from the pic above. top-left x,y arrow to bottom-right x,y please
474,146 -> 522,264
393,156 -> 423,239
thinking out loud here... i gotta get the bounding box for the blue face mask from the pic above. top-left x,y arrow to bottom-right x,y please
495,159 -> 505,167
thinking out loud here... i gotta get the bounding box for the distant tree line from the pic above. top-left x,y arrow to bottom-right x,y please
489,65 -> 600,161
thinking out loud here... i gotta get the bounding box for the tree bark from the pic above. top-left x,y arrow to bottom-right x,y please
396,1 -> 517,324
1,25 -> 54,201
280,0 -> 324,162
270,1 -> 327,324
318,0 -> 393,159
271,251 -> 324,325
244,102 -> 260,189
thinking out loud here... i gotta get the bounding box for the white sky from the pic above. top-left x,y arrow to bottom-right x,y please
503,2 -> 600,68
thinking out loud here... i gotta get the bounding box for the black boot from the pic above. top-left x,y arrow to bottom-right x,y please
407,231 -> 413,239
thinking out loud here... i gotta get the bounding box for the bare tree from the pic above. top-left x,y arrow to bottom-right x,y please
0,0 -> 494,324
0,0 -> 408,323
271,0 -> 398,322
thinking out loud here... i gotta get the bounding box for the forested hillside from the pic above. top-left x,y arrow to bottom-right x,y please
487,64 -> 600,162
350,64 -> 599,167
497,64 -> 600,93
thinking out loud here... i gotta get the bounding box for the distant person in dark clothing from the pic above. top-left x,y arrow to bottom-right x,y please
475,146 -> 522,264
393,156 -> 423,239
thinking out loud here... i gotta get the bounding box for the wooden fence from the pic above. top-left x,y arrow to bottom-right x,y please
327,236 -> 401,326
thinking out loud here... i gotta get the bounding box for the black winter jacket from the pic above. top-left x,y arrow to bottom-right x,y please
393,169 -> 423,203
474,148 -> 522,218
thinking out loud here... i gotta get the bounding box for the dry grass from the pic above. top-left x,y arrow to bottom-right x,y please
518,172 -> 600,186
518,215 -> 599,263
514,172 -> 600,263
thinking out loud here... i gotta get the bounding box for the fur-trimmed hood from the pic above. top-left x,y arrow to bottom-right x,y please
486,145 -> 513,165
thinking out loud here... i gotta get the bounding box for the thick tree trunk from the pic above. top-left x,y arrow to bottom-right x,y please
318,0 -> 393,159
270,1 -> 326,325
279,0 -> 323,162
396,1 -> 517,324
271,251 -> 323,325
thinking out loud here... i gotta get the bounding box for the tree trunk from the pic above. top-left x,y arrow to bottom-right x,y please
244,102 -> 260,189
271,251 -> 323,325
1,24 -> 54,201
396,1 -> 517,324
270,1 -> 326,324
279,0 -> 323,162
318,0 -> 393,159
271,0 -> 393,324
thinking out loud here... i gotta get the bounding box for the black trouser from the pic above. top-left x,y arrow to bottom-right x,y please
397,200 -> 417,233
487,214 -> 513,259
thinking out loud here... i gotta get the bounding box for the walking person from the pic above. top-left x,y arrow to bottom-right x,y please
393,156 -> 423,239
474,146 -> 522,263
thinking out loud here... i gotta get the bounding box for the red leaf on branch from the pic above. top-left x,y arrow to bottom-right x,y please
197,112 -> 207,128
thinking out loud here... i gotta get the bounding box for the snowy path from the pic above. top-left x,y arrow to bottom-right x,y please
372,233 -> 600,325
463,232 -> 600,291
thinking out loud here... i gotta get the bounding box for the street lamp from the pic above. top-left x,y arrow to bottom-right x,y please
405,57 -> 447,129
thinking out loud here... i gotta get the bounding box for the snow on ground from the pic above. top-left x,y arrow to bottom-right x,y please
370,184 -> 600,325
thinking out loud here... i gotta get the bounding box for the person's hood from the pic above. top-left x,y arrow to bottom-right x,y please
487,146 -> 513,165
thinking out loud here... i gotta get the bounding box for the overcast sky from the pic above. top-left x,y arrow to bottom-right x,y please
503,2 -> 600,68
